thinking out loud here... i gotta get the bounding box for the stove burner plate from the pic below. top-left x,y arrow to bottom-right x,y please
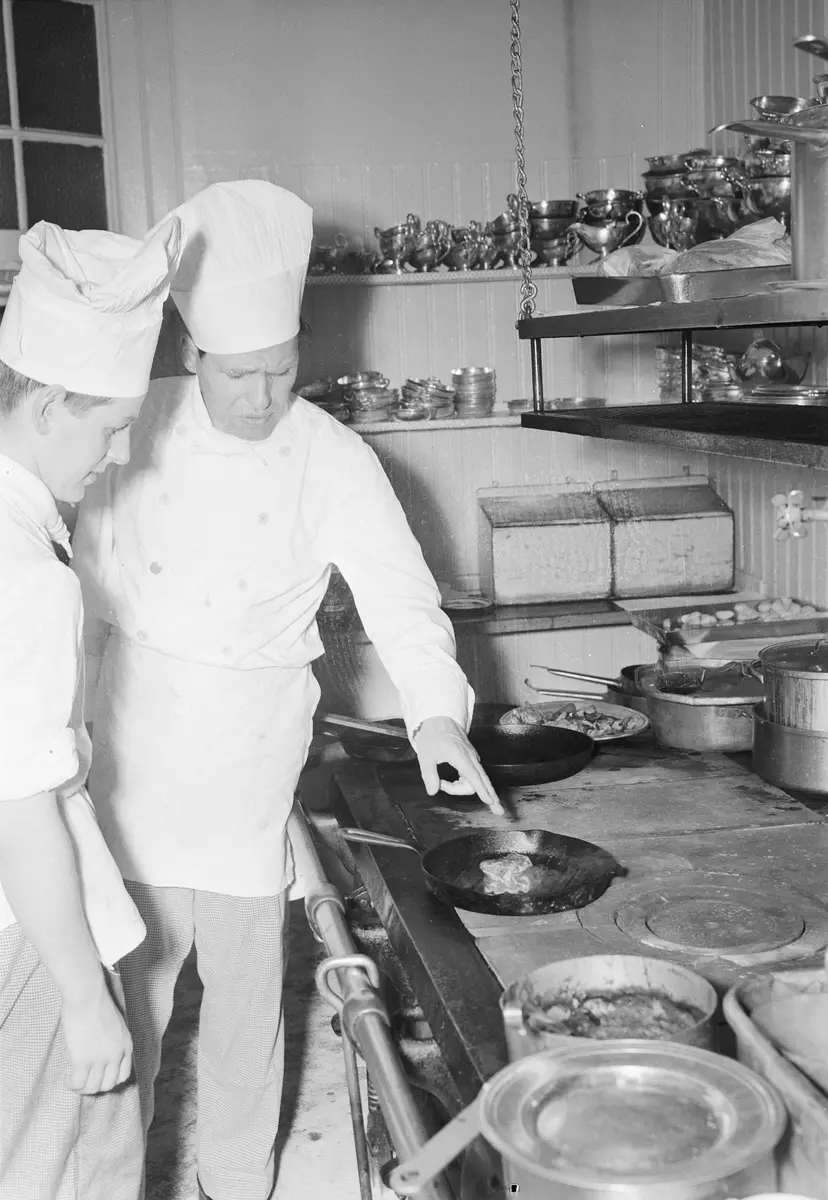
616,884 -> 806,955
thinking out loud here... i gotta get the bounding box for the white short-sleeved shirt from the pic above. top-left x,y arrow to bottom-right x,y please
0,454 -> 144,966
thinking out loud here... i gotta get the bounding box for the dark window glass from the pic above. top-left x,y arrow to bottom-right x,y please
23,141 -> 106,228
0,16 -> 10,126
14,1 -> 101,136
0,141 -> 17,226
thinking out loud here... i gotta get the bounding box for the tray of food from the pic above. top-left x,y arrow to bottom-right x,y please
630,595 -> 827,647
499,700 -> 649,741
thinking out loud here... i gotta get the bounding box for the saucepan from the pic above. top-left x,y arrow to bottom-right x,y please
339,826 -> 626,916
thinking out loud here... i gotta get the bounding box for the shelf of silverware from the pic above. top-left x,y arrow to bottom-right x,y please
520,402 -> 828,469
305,264 -> 602,287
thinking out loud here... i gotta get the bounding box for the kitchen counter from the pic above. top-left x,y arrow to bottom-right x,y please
329,740 -> 828,1106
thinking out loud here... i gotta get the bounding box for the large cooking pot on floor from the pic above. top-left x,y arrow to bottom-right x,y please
752,638 -> 828,731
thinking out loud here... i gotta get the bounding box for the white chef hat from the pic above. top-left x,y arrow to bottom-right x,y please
168,180 -> 313,354
0,216 -> 183,398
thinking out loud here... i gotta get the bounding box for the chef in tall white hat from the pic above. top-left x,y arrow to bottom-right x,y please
72,180 -> 500,1200
0,213 -> 182,1200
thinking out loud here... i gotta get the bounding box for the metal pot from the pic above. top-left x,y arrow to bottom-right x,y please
753,704 -> 828,794
389,1041 -> 785,1200
637,664 -> 762,752
500,954 -> 718,1059
754,638 -> 828,731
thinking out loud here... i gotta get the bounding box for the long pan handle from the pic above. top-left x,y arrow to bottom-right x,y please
389,1096 -> 484,1196
320,713 -> 410,740
339,827 -> 418,852
530,663 -> 619,688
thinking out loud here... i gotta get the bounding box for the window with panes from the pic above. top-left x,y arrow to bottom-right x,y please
0,0 -> 108,265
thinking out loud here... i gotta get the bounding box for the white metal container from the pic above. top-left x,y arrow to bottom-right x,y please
594,475 -> 734,599
477,484 -> 611,605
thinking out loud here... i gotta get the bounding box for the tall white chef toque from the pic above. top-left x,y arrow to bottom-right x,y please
167,180 -> 313,354
0,216 -> 183,398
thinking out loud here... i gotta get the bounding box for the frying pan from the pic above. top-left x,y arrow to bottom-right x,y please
340,826 -> 626,916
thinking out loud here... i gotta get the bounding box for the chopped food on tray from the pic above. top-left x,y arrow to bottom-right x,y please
478,852 -> 538,895
500,702 -> 639,738
524,989 -> 705,1041
661,595 -> 819,632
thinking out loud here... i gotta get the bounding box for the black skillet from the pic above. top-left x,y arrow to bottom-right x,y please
333,707 -> 596,787
340,826 -> 626,916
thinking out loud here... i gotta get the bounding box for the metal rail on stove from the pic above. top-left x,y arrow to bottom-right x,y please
288,804 -> 455,1200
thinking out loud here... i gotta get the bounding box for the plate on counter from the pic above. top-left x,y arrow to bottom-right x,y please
505,700 -> 650,742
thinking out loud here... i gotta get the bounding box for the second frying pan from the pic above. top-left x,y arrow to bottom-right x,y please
340,826 -> 626,916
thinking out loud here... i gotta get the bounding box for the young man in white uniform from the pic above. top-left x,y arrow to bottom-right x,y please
0,214 -> 182,1199
72,180 -> 501,1200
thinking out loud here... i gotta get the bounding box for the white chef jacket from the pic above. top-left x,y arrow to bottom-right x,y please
72,377 -> 473,896
0,454 -> 145,968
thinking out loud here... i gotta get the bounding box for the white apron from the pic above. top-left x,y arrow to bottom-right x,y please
89,633 -> 319,896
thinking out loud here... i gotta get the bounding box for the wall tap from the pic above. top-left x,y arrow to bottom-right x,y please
772,490 -> 828,541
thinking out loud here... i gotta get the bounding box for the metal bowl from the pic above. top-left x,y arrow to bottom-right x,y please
576,188 -> 644,221
642,171 -> 695,197
337,372 -> 388,391
683,153 -> 737,172
749,94 -> 817,120
742,149 -> 791,177
529,199 -> 579,219
529,217 -> 575,240
531,236 -> 577,266
742,175 -> 791,221
552,396 -> 607,410
686,169 -> 737,198
645,153 -> 690,174
644,190 -> 698,218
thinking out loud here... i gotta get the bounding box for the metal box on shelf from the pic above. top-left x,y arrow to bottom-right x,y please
477,484 -> 611,605
595,475 -> 734,599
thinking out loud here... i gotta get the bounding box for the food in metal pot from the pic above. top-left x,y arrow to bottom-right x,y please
477,852 -> 544,895
501,701 -> 638,737
525,989 -> 706,1041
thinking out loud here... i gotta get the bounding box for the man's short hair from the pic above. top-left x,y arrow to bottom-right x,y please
0,358 -> 111,418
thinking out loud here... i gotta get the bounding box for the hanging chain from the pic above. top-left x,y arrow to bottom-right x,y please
510,0 -> 536,319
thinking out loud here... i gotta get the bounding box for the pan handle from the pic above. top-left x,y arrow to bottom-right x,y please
389,1095 -> 484,1195
338,827 -> 419,852
530,663 -> 618,688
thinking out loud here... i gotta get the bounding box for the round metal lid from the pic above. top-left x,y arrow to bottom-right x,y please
480,1041 -> 785,1186
760,637 -> 828,675
616,884 -> 806,955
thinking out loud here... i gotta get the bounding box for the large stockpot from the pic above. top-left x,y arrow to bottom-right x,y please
637,663 -> 762,752
388,1041 -> 786,1200
754,638 -> 828,731
753,704 -> 828,794
500,954 -> 718,1058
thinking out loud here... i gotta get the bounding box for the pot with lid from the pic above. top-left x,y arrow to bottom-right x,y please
388,1041 -> 786,1200
753,638 -> 828,730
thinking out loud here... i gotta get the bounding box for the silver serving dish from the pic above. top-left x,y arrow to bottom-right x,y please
644,152 -> 690,173
529,215 -> 574,239
742,148 -> 792,176
576,188 -> 644,221
743,384 -> 828,406
683,153 -> 737,172
552,396 -> 607,410
749,93 -> 818,120
642,170 -> 695,197
742,174 -> 791,222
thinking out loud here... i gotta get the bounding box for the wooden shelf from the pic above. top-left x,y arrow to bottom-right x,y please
521,402 -> 828,469
517,287 -> 828,339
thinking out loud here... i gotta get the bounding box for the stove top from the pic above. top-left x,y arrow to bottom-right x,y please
580,870 -> 828,967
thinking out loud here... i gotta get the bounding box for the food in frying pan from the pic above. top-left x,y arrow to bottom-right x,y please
524,990 -> 705,1041
478,852 -> 539,894
501,702 -> 638,738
